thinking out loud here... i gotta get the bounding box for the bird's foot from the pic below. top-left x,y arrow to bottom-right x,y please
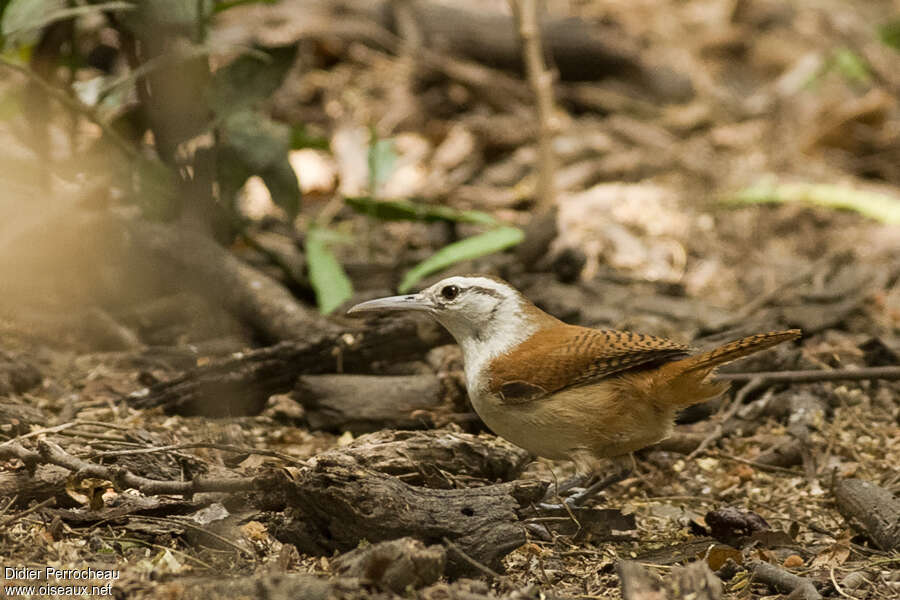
542,475 -> 587,502
565,468 -> 631,507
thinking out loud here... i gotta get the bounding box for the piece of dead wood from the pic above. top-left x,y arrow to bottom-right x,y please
746,559 -> 822,600
2,427 -> 528,511
120,216 -> 334,344
619,560 -> 723,600
332,537 -> 445,593
152,573 -> 535,600
267,461 -> 546,577
0,464 -> 72,508
219,0 -> 692,101
312,429 -> 531,486
295,374 -> 449,433
0,440 -> 258,497
128,315 -> 448,416
833,478 -> 900,552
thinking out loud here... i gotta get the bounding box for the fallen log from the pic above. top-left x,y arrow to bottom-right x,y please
0,464 -> 74,508
312,429 -> 531,486
218,0 -> 693,102
296,374 -> 454,433
833,478 -> 900,551
128,315 -> 448,415
267,461 -> 546,577
119,216 -> 334,344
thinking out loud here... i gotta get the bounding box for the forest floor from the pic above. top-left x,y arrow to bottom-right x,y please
1,1 -> 899,599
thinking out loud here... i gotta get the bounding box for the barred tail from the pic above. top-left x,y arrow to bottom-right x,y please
664,329 -> 801,377
620,329 -> 801,410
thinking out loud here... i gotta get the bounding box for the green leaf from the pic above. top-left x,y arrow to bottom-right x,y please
306,226 -> 354,314
212,46 -> 297,116
399,227 -> 524,293
878,19 -> 900,52
290,123 -> 330,150
368,137 -> 396,192
219,109 -> 300,219
831,48 -> 871,84
730,178 -> 900,225
345,197 -> 497,226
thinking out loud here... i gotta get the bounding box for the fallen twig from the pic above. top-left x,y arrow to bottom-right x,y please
442,537 -> 502,580
0,440 -> 257,496
0,497 -> 56,529
83,442 -> 309,467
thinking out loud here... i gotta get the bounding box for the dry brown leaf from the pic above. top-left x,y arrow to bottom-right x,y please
811,530 -> 852,567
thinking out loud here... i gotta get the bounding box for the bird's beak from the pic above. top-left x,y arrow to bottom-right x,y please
347,293 -> 433,316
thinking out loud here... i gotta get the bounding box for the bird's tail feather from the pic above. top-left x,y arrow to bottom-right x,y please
667,329 -> 801,376
647,329 -> 801,408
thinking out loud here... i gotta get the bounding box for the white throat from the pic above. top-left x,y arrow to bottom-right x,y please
434,292 -> 538,396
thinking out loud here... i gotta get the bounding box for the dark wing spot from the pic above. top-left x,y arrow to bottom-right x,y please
499,380 -> 548,404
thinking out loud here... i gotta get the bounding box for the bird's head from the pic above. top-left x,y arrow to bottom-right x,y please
348,275 -> 556,353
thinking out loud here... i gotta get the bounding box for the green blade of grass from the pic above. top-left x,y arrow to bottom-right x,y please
345,196 -> 497,226
305,226 -> 353,314
399,226 -> 524,293
730,179 -> 900,225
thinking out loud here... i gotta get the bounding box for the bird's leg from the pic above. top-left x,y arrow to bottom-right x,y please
566,454 -> 635,506
543,474 -> 587,500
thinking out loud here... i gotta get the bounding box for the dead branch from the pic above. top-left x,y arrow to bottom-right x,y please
833,478 -> 900,551
0,440 -> 257,497
220,1 -> 692,96
120,216 -> 334,344
295,373 -> 451,433
85,442 -> 309,467
0,497 -> 56,528
128,315 -> 448,415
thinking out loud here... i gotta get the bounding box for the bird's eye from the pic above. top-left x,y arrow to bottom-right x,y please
441,285 -> 460,300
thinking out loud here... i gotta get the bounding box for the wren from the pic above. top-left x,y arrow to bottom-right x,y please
348,275 -> 800,504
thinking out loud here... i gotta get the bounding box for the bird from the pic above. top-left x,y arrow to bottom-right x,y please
348,274 -> 801,505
